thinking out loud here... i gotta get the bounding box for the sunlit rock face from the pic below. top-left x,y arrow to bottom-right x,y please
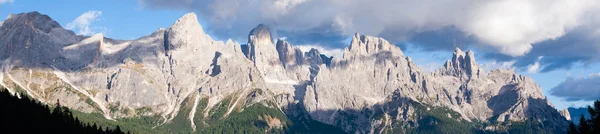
435,48 -> 483,80
245,24 -> 274,62
343,33 -> 404,59
0,11 -> 569,133
560,109 -> 571,121
276,39 -> 303,68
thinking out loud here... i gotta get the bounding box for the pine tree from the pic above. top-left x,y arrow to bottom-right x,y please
568,122 -> 578,134
580,114 -> 591,134
592,101 -> 600,133
0,89 -> 126,134
115,126 -> 122,134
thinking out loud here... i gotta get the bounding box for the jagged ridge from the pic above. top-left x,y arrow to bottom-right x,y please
0,11 -> 570,133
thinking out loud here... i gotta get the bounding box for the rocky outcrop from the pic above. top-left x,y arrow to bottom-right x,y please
275,39 -> 328,68
245,24 -> 275,62
301,32 -> 567,132
302,33 -> 428,133
164,12 -> 206,52
343,33 -> 404,59
0,12 -> 263,121
243,24 -> 295,87
0,11 -> 78,68
304,49 -> 324,65
0,11 -> 570,133
275,39 -> 302,68
435,48 -> 483,79
248,24 -> 273,49
560,109 -> 572,121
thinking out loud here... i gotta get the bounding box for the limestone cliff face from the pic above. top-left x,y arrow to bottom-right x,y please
0,11 -> 569,133
244,24 -> 295,88
560,109 -> 571,121
0,12 -> 262,121
435,48 -> 483,79
343,33 -> 404,59
276,39 -> 302,68
0,11 -> 78,68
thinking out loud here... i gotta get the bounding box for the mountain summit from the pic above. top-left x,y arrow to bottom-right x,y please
435,48 -> 483,79
0,12 -> 570,133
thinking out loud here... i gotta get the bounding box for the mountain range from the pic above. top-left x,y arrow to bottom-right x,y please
0,11 -> 571,133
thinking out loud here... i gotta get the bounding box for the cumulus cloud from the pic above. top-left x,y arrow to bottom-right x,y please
480,60 -> 516,73
526,56 -> 543,74
486,22 -> 600,73
527,62 -> 540,74
0,0 -> 13,4
138,0 -> 600,57
66,11 -> 106,36
551,73 -> 600,101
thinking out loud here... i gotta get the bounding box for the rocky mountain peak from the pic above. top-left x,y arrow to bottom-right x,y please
305,48 -> 324,65
451,47 -> 465,62
1,11 -> 63,34
243,24 -> 288,81
436,47 -> 482,79
276,39 -> 302,67
344,33 -> 403,59
0,11 -> 571,134
244,24 -> 279,63
171,12 -> 204,33
0,11 -> 78,65
164,12 -> 207,51
248,24 -> 273,45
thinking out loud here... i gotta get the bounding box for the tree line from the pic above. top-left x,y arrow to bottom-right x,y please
568,100 -> 600,134
0,88 -> 127,134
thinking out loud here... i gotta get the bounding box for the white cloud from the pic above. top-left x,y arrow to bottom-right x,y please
294,44 -> 343,59
462,0 -> 592,56
139,0 -> 600,57
480,60 -> 516,72
527,62 -> 540,74
0,0 -> 14,4
419,62 -> 443,73
66,11 -> 106,36
526,56 -> 544,74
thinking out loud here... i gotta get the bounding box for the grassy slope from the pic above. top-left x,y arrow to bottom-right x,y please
70,88 -> 343,133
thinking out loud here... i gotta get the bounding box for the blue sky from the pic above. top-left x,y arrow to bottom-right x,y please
0,0 -> 191,40
2,0 -> 599,110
